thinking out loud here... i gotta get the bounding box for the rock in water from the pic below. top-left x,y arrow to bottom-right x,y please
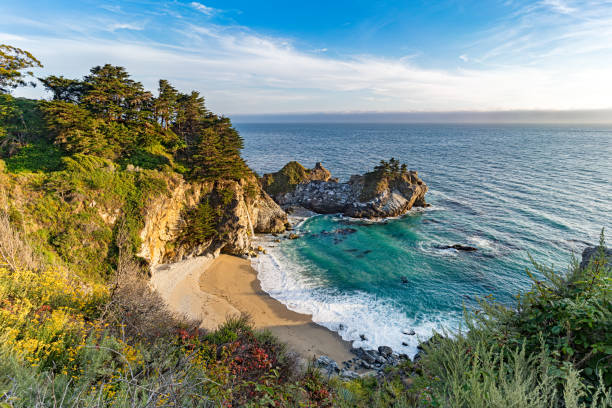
580,245 -> 612,269
262,160 -> 428,219
261,161 -> 332,197
378,346 -> 393,357
437,244 -> 478,252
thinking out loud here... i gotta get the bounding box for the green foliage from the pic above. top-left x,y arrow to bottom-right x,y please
374,158 -> 408,177
508,230 -> 612,391
38,62 -> 246,179
0,44 -> 42,93
189,116 -> 250,181
4,139 -> 63,173
41,100 -> 129,159
361,158 -> 412,201
205,315 -> 253,345
61,153 -> 113,173
0,266 -> 332,408
181,198 -> 220,245
261,161 -> 311,196
0,96 -> 49,159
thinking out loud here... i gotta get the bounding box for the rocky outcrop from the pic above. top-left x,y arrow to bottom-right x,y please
261,161 -> 333,197
265,161 -> 428,219
138,175 -> 287,267
580,245 -> 611,269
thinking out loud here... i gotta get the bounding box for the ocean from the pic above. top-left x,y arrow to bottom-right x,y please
235,123 -> 612,356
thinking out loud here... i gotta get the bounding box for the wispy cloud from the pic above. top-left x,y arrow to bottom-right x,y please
190,2 -> 216,16
106,22 -> 145,32
465,0 -> 612,65
3,1 -> 612,114
541,0 -> 577,14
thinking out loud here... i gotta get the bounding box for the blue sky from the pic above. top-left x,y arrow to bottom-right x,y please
2,0 -> 612,114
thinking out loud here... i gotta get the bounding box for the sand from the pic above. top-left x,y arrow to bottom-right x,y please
151,254 -> 353,364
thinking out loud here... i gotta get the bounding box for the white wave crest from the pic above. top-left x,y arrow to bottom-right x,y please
250,236 -> 459,357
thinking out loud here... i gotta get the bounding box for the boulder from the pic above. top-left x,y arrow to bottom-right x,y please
339,369 -> 360,380
580,245 -> 612,269
437,244 -> 478,252
378,346 -> 393,357
315,356 -> 339,375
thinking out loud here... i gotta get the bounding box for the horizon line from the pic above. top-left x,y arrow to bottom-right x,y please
231,109 -> 612,125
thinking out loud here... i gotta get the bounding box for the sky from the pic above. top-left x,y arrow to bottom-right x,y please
2,0 -> 612,119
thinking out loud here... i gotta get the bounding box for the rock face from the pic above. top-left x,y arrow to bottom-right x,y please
264,162 -> 428,219
138,175 -> 287,267
580,245 -> 612,269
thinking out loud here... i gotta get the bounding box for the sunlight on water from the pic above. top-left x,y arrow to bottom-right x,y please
238,123 -> 612,354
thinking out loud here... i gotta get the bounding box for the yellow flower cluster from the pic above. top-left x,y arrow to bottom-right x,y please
0,267 -> 109,369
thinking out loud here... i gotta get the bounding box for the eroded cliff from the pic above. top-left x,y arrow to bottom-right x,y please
138,175 -> 287,266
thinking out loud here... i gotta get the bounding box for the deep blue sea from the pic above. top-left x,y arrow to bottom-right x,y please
236,123 -> 612,356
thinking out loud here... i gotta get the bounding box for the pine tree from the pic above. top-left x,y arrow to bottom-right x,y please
81,65 -> 153,123
174,91 -> 207,147
0,44 -> 42,94
39,75 -> 85,103
155,80 -> 179,130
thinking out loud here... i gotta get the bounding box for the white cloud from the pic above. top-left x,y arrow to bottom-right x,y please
190,2 -> 215,16
541,0 -> 577,14
3,0 -> 612,114
7,24 -> 612,115
106,22 -> 145,32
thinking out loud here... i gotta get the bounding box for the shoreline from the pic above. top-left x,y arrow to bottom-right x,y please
151,254 -> 354,364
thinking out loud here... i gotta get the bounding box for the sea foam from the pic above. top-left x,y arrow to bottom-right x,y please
251,234 -> 458,357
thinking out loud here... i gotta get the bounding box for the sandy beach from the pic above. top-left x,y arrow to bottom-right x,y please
151,254 -> 353,364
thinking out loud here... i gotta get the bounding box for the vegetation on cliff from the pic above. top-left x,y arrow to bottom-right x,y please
261,161 -> 331,197
360,158 -> 421,202
0,45 -> 610,407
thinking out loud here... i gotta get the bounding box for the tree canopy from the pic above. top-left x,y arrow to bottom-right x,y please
0,44 -> 43,94
37,62 -> 248,179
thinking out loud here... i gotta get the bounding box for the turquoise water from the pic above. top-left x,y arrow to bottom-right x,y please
237,123 -> 612,355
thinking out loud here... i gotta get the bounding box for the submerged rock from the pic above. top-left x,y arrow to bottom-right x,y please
262,160 -> 428,219
437,244 -> 478,252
